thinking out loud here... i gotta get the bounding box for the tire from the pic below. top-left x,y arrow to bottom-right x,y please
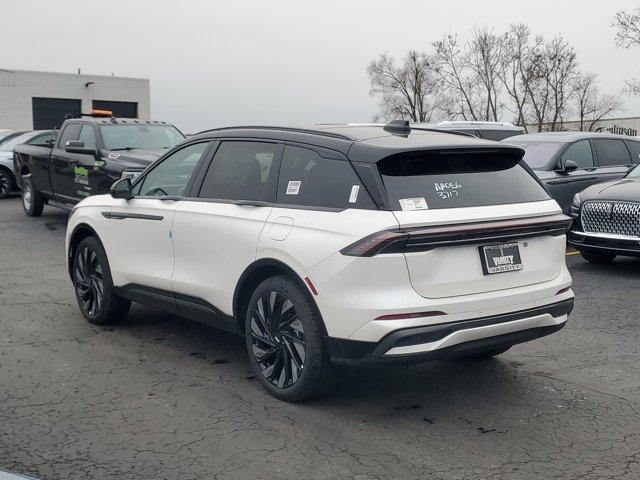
0,168 -> 14,199
245,276 -> 335,402
21,176 -> 45,216
579,248 -> 616,264
72,236 -> 131,325
460,345 -> 512,359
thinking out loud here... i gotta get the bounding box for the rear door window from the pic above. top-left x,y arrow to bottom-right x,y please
277,145 -> 375,210
198,141 -> 280,202
559,140 -> 594,169
593,139 -> 632,166
378,150 -> 549,211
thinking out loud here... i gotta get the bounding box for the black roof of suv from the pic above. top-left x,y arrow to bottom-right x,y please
191,123 -> 525,163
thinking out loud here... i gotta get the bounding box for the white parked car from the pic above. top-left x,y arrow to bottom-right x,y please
0,130 -> 52,198
65,121 -> 574,401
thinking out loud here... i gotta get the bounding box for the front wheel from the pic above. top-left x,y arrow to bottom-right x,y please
72,237 -> 131,325
579,248 -> 616,264
245,276 -> 335,402
0,169 -> 14,199
21,176 -> 44,216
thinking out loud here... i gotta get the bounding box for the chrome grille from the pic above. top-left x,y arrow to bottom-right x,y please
581,201 -> 640,237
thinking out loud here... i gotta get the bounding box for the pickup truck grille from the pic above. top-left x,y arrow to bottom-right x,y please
581,201 -> 640,237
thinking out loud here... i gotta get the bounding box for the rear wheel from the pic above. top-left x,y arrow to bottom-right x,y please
0,169 -> 14,199
72,237 -> 131,325
579,248 -> 616,264
245,276 -> 335,402
21,176 -> 44,216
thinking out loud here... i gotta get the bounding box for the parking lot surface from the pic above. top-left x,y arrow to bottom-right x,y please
1,196 -> 639,480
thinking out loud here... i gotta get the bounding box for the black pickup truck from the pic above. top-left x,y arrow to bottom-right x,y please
13,114 -> 185,216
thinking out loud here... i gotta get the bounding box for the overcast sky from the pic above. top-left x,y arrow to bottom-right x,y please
2,0 -> 639,132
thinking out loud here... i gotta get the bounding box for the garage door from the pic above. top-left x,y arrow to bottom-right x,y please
92,100 -> 138,118
32,97 -> 81,129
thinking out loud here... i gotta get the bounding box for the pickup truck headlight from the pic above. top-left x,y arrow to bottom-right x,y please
121,170 -> 142,180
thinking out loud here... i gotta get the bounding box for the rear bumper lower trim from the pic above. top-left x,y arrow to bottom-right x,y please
327,298 -> 573,365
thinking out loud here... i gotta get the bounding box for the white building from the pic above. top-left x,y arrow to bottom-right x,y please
526,116 -> 640,137
0,69 -> 151,130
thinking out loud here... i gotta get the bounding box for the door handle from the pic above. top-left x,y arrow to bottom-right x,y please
159,196 -> 183,201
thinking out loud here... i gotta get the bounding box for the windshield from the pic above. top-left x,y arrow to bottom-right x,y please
99,124 -> 185,151
507,141 -> 564,170
627,165 -> 640,178
0,132 -> 38,152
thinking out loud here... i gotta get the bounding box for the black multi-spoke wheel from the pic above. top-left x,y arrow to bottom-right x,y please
0,169 -> 13,199
75,246 -> 104,317
250,291 -> 306,389
72,237 -> 130,325
245,276 -> 335,402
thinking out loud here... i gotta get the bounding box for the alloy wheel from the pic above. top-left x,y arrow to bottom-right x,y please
74,246 -> 104,316
22,183 -> 32,209
250,291 -> 306,389
0,172 -> 10,197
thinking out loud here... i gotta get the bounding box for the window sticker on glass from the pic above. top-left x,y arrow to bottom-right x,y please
348,185 -> 360,203
286,180 -> 301,195
399,197 -> 428,211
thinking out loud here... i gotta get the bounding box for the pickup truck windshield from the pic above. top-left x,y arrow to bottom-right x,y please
99,124 -> 185,151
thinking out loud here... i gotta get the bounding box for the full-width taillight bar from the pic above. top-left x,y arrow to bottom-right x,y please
341,214 -> 573,257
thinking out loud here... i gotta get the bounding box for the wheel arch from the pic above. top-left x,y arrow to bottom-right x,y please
67,223 -> 101,279
232,258 -> 326,335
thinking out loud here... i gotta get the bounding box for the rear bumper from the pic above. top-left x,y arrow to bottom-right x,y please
327,298 -> 573,365
568,230 -> 640,257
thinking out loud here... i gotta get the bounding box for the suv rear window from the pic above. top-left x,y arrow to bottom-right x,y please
378,150 -> 549,211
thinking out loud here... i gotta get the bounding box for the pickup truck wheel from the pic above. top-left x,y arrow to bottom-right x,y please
21,177 -> 44,216
0,169 -> 14,199
72,237 -> 131,325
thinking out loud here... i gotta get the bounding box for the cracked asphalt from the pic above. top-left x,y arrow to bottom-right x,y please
1,196 -> 639,480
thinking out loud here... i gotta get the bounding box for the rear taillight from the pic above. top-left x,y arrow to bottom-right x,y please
341,214 -> 572,257
339,230 -> 408,257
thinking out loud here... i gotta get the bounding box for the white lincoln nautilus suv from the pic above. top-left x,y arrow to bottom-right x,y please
65,121 -> 574,401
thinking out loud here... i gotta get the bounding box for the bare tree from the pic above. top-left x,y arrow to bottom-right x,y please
367,51 -> 443,122
573,72 -> 624,131
429,34 -> 481,120
465,27 -> 505,121
429,32 -> 505,121
613,5 -> 640,95
498,24 -> 544,131
526,35 -> 578,131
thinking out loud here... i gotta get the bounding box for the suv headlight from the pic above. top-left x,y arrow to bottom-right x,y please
121,170 -> 142,180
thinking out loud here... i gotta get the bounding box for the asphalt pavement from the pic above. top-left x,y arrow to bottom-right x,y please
1,196 -> 639,480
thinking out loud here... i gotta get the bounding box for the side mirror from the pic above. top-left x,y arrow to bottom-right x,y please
563,160 -> 578,173
110,178 -> 133,200
65,140 -> 97,156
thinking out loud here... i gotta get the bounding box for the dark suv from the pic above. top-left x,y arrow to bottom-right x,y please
504,132 -> 640,213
